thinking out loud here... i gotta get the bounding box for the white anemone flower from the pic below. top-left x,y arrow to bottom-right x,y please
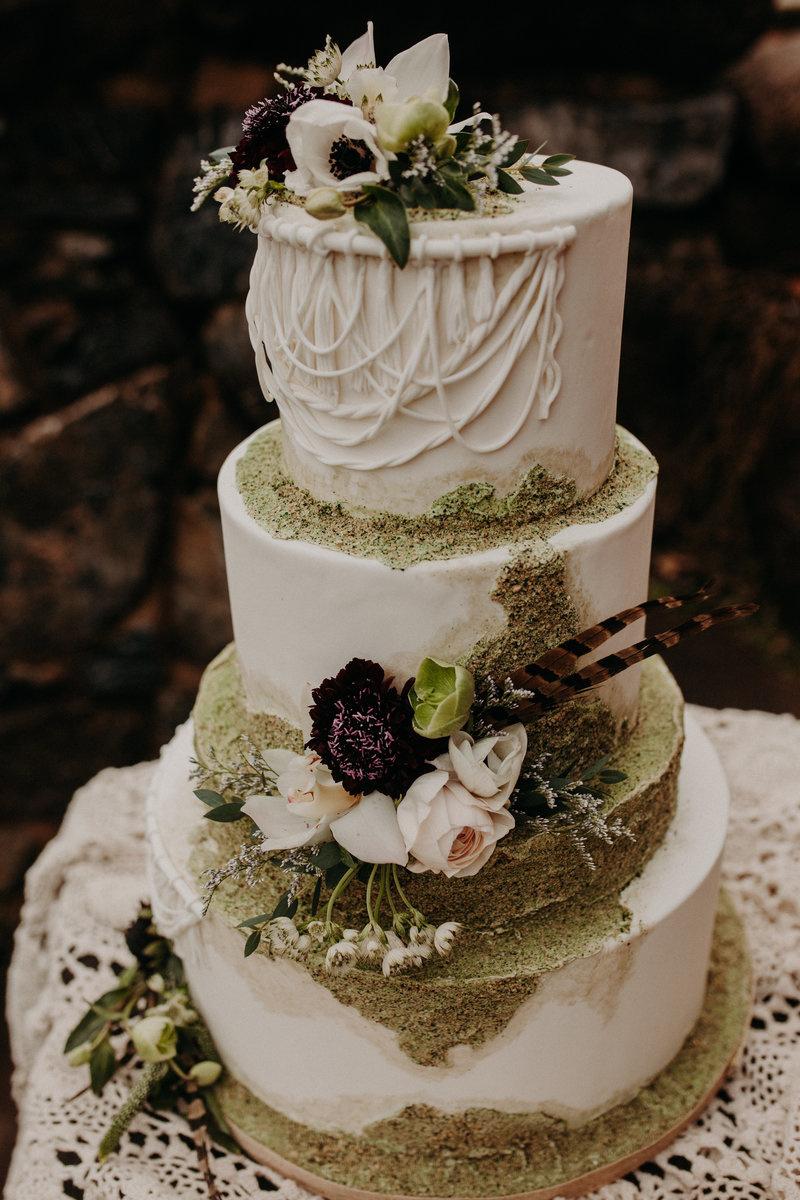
340,23 -> 450,108
285,99 -> 391,196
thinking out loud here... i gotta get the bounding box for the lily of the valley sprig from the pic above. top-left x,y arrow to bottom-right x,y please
191,22 -> 575,266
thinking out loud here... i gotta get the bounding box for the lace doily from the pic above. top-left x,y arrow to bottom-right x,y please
6,705 -> 800,1200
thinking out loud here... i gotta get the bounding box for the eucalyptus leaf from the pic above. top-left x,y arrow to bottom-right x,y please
313,842 -> 345,871
355,185 -> 410,268
520,166 -> 559,186
599,769 -> 627,784
496,168 -> 524,195
90,1038 -> 118,1095
501,140 -> 528,168
203,802 -> 245,823
64,1008 -> 107,1054
244,930 -> 262,957
542,153 -> 575,167
545,166 -> 573,177
271,891 -> 299,920
194,788 -> 225,807
237,913 -> 272,929
310,875 -> 323,917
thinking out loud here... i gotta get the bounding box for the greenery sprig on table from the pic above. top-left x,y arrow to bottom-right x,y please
64,906 -> 233,1195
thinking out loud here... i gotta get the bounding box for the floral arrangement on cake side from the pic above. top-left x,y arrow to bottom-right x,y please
191,22 -> 574,266
192,587 -> 756,976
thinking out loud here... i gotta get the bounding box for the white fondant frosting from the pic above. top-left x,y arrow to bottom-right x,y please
247,161 -> 632,512
147,711 -> 727,1135
218,422 -> 655,731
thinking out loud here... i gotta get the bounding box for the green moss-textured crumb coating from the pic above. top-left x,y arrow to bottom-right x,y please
193,649 -> 683,935
217,892 -> 750,1197
191,657 -> 682,1063
402,659 -> 681,925
193,644 -> 303,767
235,423 -> 656,569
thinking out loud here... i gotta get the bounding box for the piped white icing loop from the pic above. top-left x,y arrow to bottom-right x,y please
246,218 -> 576,471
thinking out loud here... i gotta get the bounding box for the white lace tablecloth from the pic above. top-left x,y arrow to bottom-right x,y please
5,706 -> 800,1200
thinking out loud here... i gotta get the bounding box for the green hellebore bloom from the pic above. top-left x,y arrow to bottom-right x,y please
131,1014 -> 178,1064
189,1060 -> 223,1087
375,99 -> 451,154
305,187 -> 347,220
410,657 -> 475,739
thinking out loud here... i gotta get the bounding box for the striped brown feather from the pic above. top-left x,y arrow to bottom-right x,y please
508,604 -> 758,720
507,583 -> 714,692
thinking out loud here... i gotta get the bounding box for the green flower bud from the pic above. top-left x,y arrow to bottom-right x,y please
131,1014 -> 177,1064
305,187 -> 347,220
410,658 -> 475,739
189,1060 -> 223,1087
434,133 -> 457,159
67,1043 -> 93,1067
375,99 -> 451,154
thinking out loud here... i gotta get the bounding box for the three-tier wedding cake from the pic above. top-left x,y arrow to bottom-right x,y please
147,24 -> 751,1199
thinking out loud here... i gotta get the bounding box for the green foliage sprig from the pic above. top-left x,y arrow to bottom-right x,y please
512,754 -> 631,869
64,905 -> 234,1181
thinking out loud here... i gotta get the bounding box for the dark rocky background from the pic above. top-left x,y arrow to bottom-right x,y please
1,0 -> 798,1177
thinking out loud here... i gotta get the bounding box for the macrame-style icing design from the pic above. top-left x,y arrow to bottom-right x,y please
245,215 -> 577,471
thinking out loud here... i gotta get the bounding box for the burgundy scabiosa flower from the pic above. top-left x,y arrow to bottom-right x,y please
307,659 -> 434,798
230,84 -> 318,182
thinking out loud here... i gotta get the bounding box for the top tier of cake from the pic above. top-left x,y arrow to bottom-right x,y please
246,160 -> 633,515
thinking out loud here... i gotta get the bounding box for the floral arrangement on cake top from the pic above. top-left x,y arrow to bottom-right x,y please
193,588 -> 756,977
191,22 -> 575,266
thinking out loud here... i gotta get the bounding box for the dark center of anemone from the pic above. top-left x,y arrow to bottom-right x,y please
329,136 -> 374,181
328,700 -> 396,784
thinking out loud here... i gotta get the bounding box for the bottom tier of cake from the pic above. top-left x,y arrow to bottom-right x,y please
221,891 -> 747,1200
146,694 -> 750,1199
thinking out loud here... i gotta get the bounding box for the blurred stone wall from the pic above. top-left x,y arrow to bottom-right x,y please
0,0 -> 798,898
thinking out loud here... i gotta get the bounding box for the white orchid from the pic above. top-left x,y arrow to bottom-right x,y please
242,749 -> 355,852
434,724 -> 527,809
330,790 -> 409,865
284,99 -> 391,195
242,749 -> 408,864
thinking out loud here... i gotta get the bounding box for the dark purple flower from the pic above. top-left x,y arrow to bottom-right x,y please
230,84 -> 318,182
307,659 -> 434,798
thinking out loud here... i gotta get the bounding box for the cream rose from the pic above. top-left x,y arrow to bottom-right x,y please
435,724 -> 527,809
396,770 -> 514,878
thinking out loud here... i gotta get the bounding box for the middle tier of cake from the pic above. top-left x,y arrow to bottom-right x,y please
220,420 -> 658,770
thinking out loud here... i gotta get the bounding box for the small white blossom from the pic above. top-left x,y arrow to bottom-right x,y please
433,922 -> 462,956
342,928 -> 360,942
359,932 -> 385,964
191,156 -> 233,212
406,941 -> 432,967
381,946 -> 410,977
325,940 -> 359,976
305,920 -> 326,945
